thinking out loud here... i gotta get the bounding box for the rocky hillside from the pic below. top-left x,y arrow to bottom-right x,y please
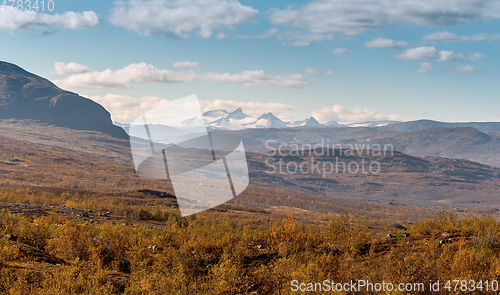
0,61 -> 127,139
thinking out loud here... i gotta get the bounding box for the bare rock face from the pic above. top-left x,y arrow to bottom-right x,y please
0,61 -> 128,139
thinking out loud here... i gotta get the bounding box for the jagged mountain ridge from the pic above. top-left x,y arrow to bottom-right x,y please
177,108 -> 407,130
137,105 -> 500,135
179,108 -> 328,130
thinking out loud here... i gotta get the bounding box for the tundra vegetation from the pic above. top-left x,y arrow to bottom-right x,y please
1,188 -> 500,294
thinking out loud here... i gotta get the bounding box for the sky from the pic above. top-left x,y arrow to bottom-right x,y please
1,0 -> 499,124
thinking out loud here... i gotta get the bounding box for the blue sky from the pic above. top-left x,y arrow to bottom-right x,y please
1,0 -> 499,124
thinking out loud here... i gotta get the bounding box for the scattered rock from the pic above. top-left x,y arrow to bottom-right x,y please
3,233 -> 17,241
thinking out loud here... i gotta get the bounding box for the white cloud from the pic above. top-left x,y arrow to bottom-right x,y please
270,0 -> 500,36
452,65 -> 492,74
279,32 -> 334,46
453,65 -> 477,74
469,53 -> 487,60
216,32 -> 227,39
365,37 -> 409,48
0,10 -> 99,31
438,50 -> 465,61
304,68 -> 321,75
239,27 -> 278,39
260,27 -> 279,38
422,31 -> 459,41
422,31 -> 500,42
371,86 -> 384,90
54,62 -> 90,75
395,47 -> 439,60
303,68 -> 333,75
394,46 -> 464,61
53,62 -> 309,89
416,62 -> 434,73
331,48 -> 355,56
240,28 -> 334,46
109,0 -> 258,39
283,40 -> 312,47
173,61 -> 200,69
312,105 -> 414,123
88,94 -> 170,123
86,95 -> 296,123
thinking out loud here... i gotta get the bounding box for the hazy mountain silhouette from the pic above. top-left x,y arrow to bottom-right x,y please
382,119 -> 500,132
0,61 -> 127,139
371,127 -> 500,168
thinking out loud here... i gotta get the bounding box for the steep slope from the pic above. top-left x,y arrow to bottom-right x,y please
226,107 -> 250,120
0,61 -> 127,139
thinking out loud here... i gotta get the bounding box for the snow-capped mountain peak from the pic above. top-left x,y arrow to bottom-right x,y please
254,112 -> 288,128
288,116 -> 323,128
226,107 -> 251,120
303,116 -> 321,126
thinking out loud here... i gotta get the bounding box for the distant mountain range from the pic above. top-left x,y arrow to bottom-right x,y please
117,107 -> 401,131
117,106 -> 500,135
236,122 -> 500,168
115,104 -> 500,169
191,108 -> 326,129
199,109 -> 500,131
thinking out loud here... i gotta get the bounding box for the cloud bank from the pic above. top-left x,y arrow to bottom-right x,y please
270,0 -> 500,36
423,31 -> 500,42
88,94 -> 170,123
312,105 -> 414,123
88,94 -> 296,123
53,62 -> 309,89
